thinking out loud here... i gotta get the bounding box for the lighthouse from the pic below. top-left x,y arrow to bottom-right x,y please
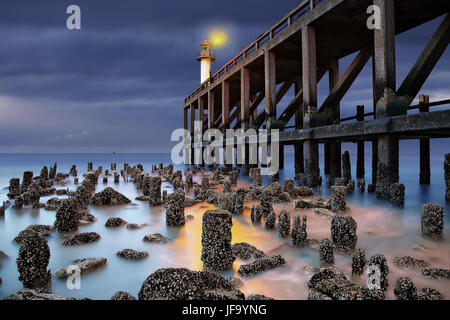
197,39 -> 215,84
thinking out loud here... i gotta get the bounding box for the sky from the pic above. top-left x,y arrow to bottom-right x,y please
0,0 -> 448,153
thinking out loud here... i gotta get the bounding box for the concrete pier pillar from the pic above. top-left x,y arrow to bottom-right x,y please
197,97 -> 205,167
327,58 -> 340,177
241,68 -> 251,175
302,25 -> 320,187
419,95 -> 430,185
356,105 -> 365,178
222,81 -> 232,169
294,80 -> 304,174
264,50 -> 276,120
373,0 -> 403,198
190,103 -> 196,165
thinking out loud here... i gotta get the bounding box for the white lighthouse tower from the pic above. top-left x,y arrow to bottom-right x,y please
197,39 -> 215,84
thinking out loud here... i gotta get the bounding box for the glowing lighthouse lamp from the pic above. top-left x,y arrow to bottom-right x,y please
197,31 -> 227,84
197,39 -> 215,84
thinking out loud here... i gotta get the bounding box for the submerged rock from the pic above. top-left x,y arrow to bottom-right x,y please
138,268 -> 245,300
331,215 -> 357,252
393,256 -> 430,269
246,294 -> 275,300
307,268 -> 362,300
111,291 -> 136,300
14,225 -> 55,244
201,209 -> 234,271
16,232 -> 51,290
368,254 -> 389,291
352,248 -> 366,275
54,198 -> 80,232
231,242 -> 267,260
117,249 -> 149,260
61,232 -> 101,246
143,233 -> 170,244
91,187 -> 131,206
3,288 -> 74,300
421,203 -> 444,239
421,268 -> 450,279
417,288 -> 443,300
394,277 -> 417,300
105,217 -> 127,228
237,255 -> 286,277
54,257 -> 107,279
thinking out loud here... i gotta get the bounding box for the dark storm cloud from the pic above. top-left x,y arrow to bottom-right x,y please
0,0 -> 448,152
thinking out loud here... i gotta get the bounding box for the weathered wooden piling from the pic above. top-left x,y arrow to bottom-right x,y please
356,105 -> 365,178
419,95 -> 430,185
421,203 -> 444,239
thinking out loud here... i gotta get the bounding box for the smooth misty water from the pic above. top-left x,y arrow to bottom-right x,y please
0,146 -> 449,300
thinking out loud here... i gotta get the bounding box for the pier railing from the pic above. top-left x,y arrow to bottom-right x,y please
184,0 -> 326,104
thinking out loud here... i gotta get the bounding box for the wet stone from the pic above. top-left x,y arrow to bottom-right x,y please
14,225 -> 55,244
165,191 -> 185,226
393,256 -> 430,269
149,176 -> 162,206
16,232 -> 51,290
55,257 -> 107,279
237,255 -> 286,277
105,217 -> 126,228
250,204 -> 262,224
201,209 -> 234,271
278,210 -> 290,238
352,248 -> 366,275
368,254 -> 389,291
13,196 -> 24,209
445,153 -> 450,200
417,288 -> 443,300
138,268 -> 245,300
61,232 -> 101,246
111,291 -> 136,300
421,203 -> 444,239
421,268 -> 450,279
292,215 -> 307,248
54,198 -> 80,232
361,287 -> 385,300
246,294 -> 274,300
91,187 -> 131,206
330,186 -> 346,213
331,215 -> 357,252
143,233 -> 170,244
264,210 -> 276,230
117,249 -> 149,260
394,277 -> 417,300
8,178 -> 21,199
319,239 -> 334,266
358,178 -> 365,193
231,242 -> 267,260
390,183 -> 405,207
22,171 -> 33,192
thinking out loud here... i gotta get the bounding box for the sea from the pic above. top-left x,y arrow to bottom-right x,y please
0,139 -> 449,299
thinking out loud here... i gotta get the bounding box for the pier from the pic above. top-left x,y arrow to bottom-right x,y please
183,0 -> 450,197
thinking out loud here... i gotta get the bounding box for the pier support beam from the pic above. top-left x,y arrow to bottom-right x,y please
302,25 -> 320,187
183,107 -> 190,165
222,81 -> 232,168
373,0 -> 404,198
419,95 -> 430,185
241,67 -> 251,175
356,105 -> 365,178
327,58 -> 341,178
264,50 -> 277,122
190,103 -> 196,164
198,97 -> 205,166
294,80 -> 304,174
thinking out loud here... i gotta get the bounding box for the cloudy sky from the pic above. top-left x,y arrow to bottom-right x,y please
0,0 -> 448,153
